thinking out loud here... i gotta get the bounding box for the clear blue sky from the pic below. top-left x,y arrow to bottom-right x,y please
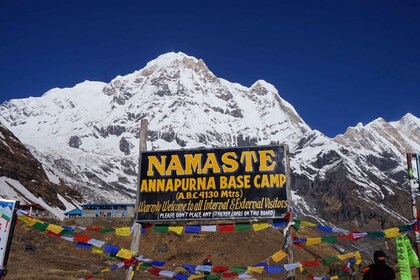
1,0 -> 419,137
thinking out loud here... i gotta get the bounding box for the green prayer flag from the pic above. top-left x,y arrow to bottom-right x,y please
154,225 -> 169,233
139,262 -> 152,270
322,256 -> 339,266
408,168 -> 414,178
61,229 -> 76,236
397,235 -> 412,280
33,222 -> 49,232
205,274 -> 221,280
230,266 -> 247,273
368,232 -> 385,238
293,219 -> 301,230
93,271 -> 101,275
235,223 -> 251,231
100,228 -> 115,234
402,234 -> 420,268
321,236 -> 337,244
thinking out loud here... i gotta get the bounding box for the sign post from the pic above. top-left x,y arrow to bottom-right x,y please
0,199 -> 19,280
125,119 -> 148,280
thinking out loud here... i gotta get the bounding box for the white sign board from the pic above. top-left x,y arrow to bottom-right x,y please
0,199 -> 17,270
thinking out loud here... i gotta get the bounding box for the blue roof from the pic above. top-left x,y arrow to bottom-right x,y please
81,203 -> 135,207
64,208 -> 83,215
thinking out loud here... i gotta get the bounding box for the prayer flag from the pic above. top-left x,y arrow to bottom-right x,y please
235,223 -> 251,231
150,261 -> 166,266
100,228 -> 115,234
222,272 -> 238,278
284,263 -> 300,271
87,238 -> 105,248
301,260 -> 320,267
271,250 -> 287,262
92,247 -> 103,254
154,225 -> 169,233
301,221 -> 316,227
33,222 -> 49,232
116,248 -> 134,259
74,234 -> 92,243
213,266 -> 229,273
306,237 -> 321,246
46,224 -> 63,234
322,256 -> 338,266
252,222 -> 270,231
384,227 -> 400,238
247,266 -> 264,273
103,244 -> 121,255
317,224 -> 333,233
265,265 -> 283,274
169,225 -> 184,235
321,236 -> 337,244
201,225 -> 217,232
115,227 -> 131,236
185,225 -> 201,234
159,270 -> 176,278
219,224 -> 235,232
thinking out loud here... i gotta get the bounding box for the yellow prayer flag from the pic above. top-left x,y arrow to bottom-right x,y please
301,221 -> 316,227
92,247 -> 103,254
355,251 -> 362,265
188,275 -> 205,279
47,224 -> 64,234
306,237 -> 322,246
330,276 -> 339,280
252,222 -> 270,231
115,227 -> 131,236
271,250 -> 287,262
168,225 -> 184,235
101,268 -> 110,273
116,248 -> 135,260
248,266 -> 265,273
337,252 -> 356,260
299,265 -> 304,272
384,227 -> 400,238
19,215 -> 38,226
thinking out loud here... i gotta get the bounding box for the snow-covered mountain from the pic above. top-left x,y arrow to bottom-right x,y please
0,52 -> 418,228
0,123 -> 81,219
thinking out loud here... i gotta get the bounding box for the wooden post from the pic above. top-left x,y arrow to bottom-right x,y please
126,119 -> 148,280
285,145 -> 295,280
406,153 -> 420,277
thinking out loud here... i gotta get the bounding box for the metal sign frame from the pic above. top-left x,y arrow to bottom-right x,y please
0,199 -> 19,273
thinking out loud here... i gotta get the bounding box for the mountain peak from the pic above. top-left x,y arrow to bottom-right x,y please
142,52 -> 210,73
251,80 -> 278,93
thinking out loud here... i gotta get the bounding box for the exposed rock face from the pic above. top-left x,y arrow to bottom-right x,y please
69,135 -> 82,148
0,52 -> 419,229
0,123 -> 81,217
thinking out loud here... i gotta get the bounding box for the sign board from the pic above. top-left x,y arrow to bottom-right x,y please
137,145 -> 290,222
0,199 -> 18,271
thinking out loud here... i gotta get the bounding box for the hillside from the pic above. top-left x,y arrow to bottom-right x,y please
0,123 -> 81,219
7,217 -> 357,280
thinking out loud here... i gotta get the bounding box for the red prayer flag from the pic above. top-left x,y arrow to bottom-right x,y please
86,227 -> 101,232
222,272 -> 239,278
147,267 -> 162,276
301,260 -> 321,267
337,234 -> 352,240
74,234 -> 92,243
47,231 -> 62,238
219,224 -> 235,232
213,266 -> 229,273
